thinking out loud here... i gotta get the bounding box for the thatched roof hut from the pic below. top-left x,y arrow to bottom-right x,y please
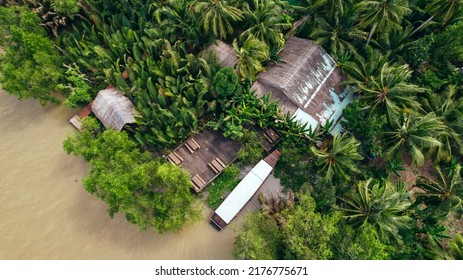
251,37 -> 353,132
91,87 -> 136,131
207,40 -> 237,68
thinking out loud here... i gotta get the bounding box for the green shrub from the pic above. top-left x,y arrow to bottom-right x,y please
206,165 -> 241,209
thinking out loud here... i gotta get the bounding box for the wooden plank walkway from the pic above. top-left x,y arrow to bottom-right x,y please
69,101 -> 94,132
167,130 -> 242,192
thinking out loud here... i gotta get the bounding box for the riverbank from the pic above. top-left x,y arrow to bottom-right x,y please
0,89 -> 240,259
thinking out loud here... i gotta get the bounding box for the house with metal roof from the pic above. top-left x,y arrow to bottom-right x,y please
208,37 -> 354,133
91,87 -> 137,131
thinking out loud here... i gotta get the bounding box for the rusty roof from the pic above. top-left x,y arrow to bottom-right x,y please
207,40 -> 238,69
251,37 -> 353,128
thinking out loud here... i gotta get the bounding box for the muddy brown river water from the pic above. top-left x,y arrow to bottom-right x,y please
0,88 -> 281,260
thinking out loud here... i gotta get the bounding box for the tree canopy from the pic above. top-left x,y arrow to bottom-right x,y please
63,117 -> 201,232
0,6 -> 63,105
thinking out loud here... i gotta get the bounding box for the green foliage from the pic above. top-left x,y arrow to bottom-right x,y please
358,63 -> 424,124
448,234 -> 463,260
340,178 -> 413,243
238,0 -> 292,49
233,34 -> 269,82
419,85 -> 463,161
206,165 -> 241,209
236,130 -> 265,166
212,66 -> 239,111
0,6 -> 63,105
232,212 -> 281,260
416,164 -> 463,218
357,0 -> 412,38
281,194 -> 340,259
310,133 -> 364,184
396,202 -> 451,259
341,100 -> 387,156
403,34 -> 434,69
194,0 -> 244,40
273,146 -> 316,192
309,5 -> 366,56
51,0 -> 80,16
425,0 -> 463,24
430,20 -> 463,65
383,113 -> 449,165
212,67 -> 239,98
415,70 -> 447,92
209,87 -> 281,140
57,64 -> 94,108
63,117 -> 201,232
63,117 -> 102,160
332,222 -> 392,260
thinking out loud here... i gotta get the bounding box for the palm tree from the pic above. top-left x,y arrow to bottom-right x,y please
309,6 -> 367,57
356,0 -> 412,47
421,85 -> 463,133
416,164 -> 463,218
342,48 -> 390,90
358,63 -> 424,123
233,35 -> 269,81
310,0 -> 355,19
239,0 -> 292,49
194,0 -> 244,40
420,85 -> 463,161
410,0 -> 463,36
448,234 -> 463,259
154,0 -> 207,50
310,133 -> 364,184
383,113 -> 448,166
340,178 -> 412,242
375,24 -> 414,63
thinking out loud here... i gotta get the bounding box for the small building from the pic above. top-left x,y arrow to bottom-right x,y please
207,37 -> 354,133
211,150 -> 281,230
251,37 -> 354,133
166,129 -> 242,193
91,87 -> 136,131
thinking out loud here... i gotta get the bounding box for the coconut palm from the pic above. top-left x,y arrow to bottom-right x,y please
416,163 -> 463,218
375,23 -> 414,63
342,48 -> 390,89
383,113 -> 448,166
310,133 -> 364,184
233,35 -> 269,81
420,85 -> 463,161
340,178 -> 413,242
410,0 -> 463,36
448,234 -> 463,260
154,0 -> 207,50
358,63 -> 424,123
193,0 -> 244,40
239,0 -> 292,49
310,0 -> 355,19
356,0 -> 412,47
309,6 -> 367,57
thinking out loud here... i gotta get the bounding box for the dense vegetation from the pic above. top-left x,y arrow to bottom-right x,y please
1,0 -> 463,259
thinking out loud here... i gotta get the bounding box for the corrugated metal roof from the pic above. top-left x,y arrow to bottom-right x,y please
207,41 -> 238,69
91,88 -> 136,131
252,37 -> 352,131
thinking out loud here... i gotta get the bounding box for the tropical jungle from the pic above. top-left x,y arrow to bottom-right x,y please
1,0 -> 463,260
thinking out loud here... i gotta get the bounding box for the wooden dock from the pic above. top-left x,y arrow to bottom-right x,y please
166,129 -> 242,192
69,101 -> 94,131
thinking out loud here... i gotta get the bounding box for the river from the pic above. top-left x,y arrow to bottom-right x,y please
0,88 -> 280,260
